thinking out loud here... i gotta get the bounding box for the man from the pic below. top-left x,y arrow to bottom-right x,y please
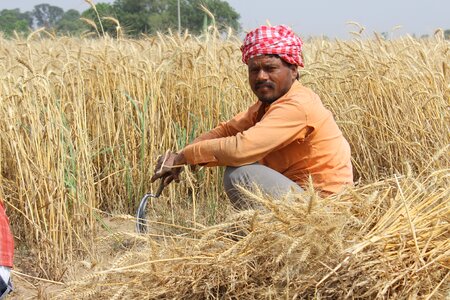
0,200 -> 13,299
151,25 -> 353,209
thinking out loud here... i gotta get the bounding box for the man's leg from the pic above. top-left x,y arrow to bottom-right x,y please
223,163 -> 303,210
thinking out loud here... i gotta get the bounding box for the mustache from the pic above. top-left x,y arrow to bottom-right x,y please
255,81 -> 275,89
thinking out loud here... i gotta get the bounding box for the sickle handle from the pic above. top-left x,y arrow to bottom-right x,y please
155,179 -> 165,197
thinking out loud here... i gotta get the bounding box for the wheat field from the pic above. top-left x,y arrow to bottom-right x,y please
0,28 -> 449,298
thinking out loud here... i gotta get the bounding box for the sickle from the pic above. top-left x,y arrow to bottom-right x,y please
135,179 -> 165,234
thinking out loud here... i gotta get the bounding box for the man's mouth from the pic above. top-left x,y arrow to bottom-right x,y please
256,83 -> 274,90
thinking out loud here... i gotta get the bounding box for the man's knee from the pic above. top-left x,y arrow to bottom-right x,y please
223,166 -> 236,191
223,165 -> 249,190
223,164 -> 303,210
223,166 -> 246,209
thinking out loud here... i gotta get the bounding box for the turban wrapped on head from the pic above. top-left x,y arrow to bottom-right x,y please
241,25 -> 304,67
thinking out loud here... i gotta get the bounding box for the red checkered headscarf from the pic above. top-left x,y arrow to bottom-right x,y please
241,25 -> 304,67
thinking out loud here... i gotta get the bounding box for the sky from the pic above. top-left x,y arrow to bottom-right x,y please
1,0 -> 449,39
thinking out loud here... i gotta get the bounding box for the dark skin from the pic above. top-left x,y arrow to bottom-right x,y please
151,55 -> 298,186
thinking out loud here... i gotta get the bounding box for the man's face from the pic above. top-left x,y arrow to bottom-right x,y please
248,55 -> 298,103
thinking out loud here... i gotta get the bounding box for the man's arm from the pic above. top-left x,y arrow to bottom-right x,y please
190,101 -> 264,144
150,101 -> 264,185
182,99 -> 310,167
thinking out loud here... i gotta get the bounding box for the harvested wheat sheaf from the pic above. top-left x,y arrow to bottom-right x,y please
56,170 -> 449,299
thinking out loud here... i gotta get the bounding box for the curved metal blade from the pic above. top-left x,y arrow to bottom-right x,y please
136,193 -> 152,234
135,180 -> 165,234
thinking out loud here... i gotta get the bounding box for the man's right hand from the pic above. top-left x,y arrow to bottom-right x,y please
150,151 -> 185,186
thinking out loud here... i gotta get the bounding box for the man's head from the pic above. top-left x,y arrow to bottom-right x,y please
241,25 -> 304,103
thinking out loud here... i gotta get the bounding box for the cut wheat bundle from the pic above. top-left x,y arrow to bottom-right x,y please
56,169 -> 449,299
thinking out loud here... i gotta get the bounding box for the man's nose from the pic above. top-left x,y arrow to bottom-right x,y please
256,69 -> 269,81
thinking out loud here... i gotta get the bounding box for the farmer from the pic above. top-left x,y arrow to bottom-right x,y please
151,25 -> 353,209
0,200 -> 13,299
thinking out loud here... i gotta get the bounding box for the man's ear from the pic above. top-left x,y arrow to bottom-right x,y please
290,65 -> 298,81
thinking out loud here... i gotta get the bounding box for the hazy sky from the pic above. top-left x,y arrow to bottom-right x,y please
1,0 -> 449,39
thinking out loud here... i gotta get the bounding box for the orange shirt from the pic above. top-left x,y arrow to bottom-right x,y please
182,81 -> 353,194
